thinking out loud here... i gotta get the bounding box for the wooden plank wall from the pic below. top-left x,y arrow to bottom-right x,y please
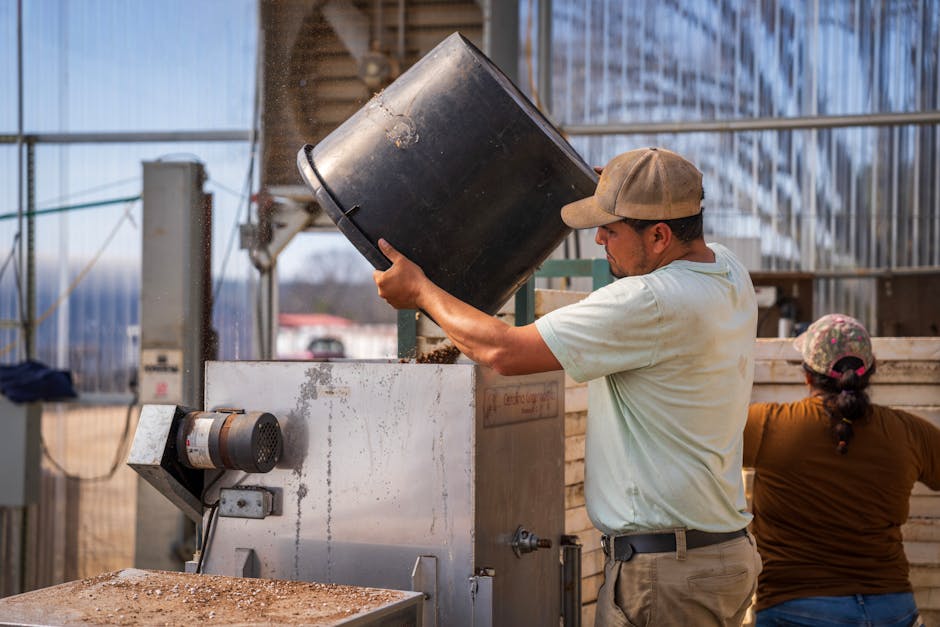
418,293 -> 940,624
259,0 -> 483,190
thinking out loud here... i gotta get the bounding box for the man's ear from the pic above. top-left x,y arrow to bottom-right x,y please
648,223 -> 671,252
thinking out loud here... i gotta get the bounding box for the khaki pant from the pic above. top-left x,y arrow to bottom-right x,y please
595,532 -> 762,627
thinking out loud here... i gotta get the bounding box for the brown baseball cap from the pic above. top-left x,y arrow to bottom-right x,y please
561,147 -> 704,228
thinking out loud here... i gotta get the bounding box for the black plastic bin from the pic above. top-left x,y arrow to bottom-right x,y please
298,32 -> 598,315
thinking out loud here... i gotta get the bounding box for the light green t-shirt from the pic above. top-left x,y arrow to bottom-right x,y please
535,243 -> 756,535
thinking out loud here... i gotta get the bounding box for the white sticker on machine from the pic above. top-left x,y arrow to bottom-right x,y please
185,417 -> 215,469
139,348 -> 183,404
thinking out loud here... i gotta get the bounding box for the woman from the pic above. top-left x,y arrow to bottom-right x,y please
744,313 -> 940,627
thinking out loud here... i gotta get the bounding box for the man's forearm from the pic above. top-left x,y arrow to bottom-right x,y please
414,281 -> 514,369
373,238 -> 561,375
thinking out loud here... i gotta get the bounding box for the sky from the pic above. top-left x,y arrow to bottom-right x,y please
0,0 -> 368,286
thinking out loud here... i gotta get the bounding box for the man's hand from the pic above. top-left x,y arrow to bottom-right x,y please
373,238 -> 428,310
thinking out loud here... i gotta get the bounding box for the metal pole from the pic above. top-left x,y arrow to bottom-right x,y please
25,141 -> 35,359
890,126 -> 899,269
561,536 -> 582,627
16,0 -> 25,363
56,0 -> 70,372
559,110 -> 940,136
807,0 -> 819,274
537,0 -> 553,115
20,125 -> 37,605
0,130 -> 254,145
935,73 -> 940,267
912,0 -> 924,265
770,0 -> 781,271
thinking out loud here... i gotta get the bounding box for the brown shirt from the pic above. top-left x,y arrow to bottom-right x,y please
744,396 -> 940,611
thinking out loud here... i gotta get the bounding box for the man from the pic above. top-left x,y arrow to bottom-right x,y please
373,147 -> 761,626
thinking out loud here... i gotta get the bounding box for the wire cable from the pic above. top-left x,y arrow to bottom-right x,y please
200,471 -> 225,508
212,194 -> 248,301
0,198 -> 138,358
0,232 -> 20,286
11,225 -> 27,358
213,42 -> 261,306
206,178 -> 247,200
195,502 -> 220,575
40,386 -> 139,483
35,176 -> 140,209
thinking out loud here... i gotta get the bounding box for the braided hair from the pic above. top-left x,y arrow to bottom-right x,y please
804,356 -> 875,455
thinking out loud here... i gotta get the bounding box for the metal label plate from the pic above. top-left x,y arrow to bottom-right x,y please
482,381 -> 560,427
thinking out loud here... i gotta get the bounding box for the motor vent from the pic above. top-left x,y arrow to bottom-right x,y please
254,418 -> 282,469
178,410 -> 283,473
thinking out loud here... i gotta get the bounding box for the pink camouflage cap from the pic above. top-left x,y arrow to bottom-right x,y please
794,313 -> 874,379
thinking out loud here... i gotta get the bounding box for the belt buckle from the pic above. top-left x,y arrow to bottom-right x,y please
616,538 -> 635,562
605,535 -> 636,562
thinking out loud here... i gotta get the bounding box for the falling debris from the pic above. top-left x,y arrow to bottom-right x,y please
406,344 -> 462,364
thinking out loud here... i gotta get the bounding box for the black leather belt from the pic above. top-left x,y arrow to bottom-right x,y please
601,529 -> 747,561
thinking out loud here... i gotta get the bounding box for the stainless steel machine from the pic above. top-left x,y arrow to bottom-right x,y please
129,360 -> 576,626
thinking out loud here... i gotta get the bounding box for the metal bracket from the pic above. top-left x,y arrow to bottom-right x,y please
219,486 -> 275,519
411,555 -> 438,627
127,404 -> 204,523
234,547 -> 258,578
469,573 -> 494,627
561,535 -> 582,627
245,196 -> 315,271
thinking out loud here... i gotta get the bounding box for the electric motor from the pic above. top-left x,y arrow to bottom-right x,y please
177,410 -> 282,473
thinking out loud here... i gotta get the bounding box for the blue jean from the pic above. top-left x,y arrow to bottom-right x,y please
756,593 -> 921,627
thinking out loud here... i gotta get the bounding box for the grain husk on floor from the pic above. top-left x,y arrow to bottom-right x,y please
0,568 -> 413,626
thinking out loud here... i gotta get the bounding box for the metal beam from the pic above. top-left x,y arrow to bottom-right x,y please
0,130 -> 253,144
779,267 -> 940,279
537,0 -> 552,115
561,111 -> 940,136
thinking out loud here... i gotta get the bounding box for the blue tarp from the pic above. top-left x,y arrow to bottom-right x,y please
0,360 -> 78,403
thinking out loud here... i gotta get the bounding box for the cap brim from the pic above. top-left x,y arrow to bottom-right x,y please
560,196 -> 623,229
793,331 -> 806,354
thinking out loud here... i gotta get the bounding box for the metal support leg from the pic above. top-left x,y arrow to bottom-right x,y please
469,573 -> 494,627
234,548 -> 258,578
561,535 -> 582,627
411,555 -> 438,627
